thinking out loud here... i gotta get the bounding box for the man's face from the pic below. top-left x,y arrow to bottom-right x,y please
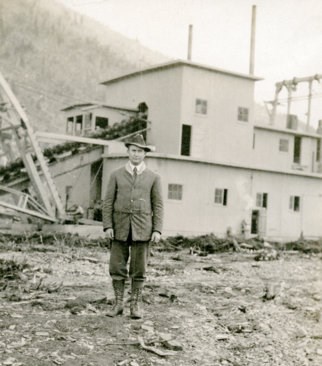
128,145 -> 146,166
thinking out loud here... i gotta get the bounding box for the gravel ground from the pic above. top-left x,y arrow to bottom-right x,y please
0,243 -> 322,366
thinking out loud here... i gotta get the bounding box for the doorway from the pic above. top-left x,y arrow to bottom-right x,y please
251,210 -> 260,234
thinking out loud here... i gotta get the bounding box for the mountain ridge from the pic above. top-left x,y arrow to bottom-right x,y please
0,0 -> 167,132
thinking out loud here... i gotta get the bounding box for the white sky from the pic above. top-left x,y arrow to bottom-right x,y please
60,0 -> 322,125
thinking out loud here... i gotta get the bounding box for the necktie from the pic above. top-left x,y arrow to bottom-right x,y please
133,167 -> 137,180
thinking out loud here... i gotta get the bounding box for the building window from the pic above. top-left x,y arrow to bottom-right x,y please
279,138 -> 289,152
168,184 -> 183,200
293,136 -> 301,163
195,99 -> 207,115
181,124 -> 191,156
75,115 -> 83,134
95,116 -> 108,129
317,139 -> 321,162
256,193 -> 268,208
67,117 -> 73,134
214,188 -> 228,206
238,107 -> 249,122
289,195 -> 300,212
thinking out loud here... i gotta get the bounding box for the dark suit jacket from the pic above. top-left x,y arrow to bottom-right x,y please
102,165 -> 163,241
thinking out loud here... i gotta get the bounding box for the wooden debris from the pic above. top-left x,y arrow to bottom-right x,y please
232,238 -> 241,252
162,339 -> 183,351
138,336 -> 177,357
254,249 -> 279,261
202,266 -> 220,273
82,256 -> 99,263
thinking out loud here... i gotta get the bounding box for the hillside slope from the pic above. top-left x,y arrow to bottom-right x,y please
0,0 -> 167,132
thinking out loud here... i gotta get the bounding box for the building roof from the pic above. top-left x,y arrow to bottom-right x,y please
61,103 -> 138,113
254,124 -> 321,138
103,152 -> 322,180
101,59 -> 263,85
61,103 -> 94,111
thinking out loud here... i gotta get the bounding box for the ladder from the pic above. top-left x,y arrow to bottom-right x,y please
0,71 -> 66,221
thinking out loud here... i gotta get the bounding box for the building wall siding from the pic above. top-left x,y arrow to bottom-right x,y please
103,67 -> 183,155
180,66 -> 255,164
102,155 -> 322,240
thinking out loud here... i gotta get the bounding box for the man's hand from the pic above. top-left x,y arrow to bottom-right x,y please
151,231 -> 161,243
106,228 -> 114,240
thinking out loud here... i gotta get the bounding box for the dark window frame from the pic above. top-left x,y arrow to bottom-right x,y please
279,138 -> 289,152
238,107 -> 249,122
289,195 -> 300,212
195,98 -> 208,115
214,188 -> 228,206
256,192 -> 268,208
168,184 -> 183,200
293,136 -> 301,164
181,124 -> 191,156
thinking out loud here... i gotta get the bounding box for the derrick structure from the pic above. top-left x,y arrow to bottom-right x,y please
0,71 -> 65,222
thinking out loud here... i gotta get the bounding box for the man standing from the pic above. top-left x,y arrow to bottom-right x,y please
103,134 -> 163,319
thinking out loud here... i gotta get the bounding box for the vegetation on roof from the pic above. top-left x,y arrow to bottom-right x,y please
0,117 -> 147,183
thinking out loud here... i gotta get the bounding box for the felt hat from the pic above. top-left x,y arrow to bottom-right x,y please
124,134 -> 151,152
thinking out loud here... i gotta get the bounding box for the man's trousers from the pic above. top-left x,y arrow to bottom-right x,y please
109,234 -> 150,288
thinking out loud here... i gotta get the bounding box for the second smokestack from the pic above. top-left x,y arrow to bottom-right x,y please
187,24 -> 193,61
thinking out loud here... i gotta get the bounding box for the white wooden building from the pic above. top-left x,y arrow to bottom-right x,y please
96,60 -> 322,241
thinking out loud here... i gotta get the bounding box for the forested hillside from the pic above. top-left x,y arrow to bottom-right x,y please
0,0 -> 166,132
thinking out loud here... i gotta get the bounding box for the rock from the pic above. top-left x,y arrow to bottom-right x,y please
224,287 -> 234,297
294,326 -> 307,338
256,322 -> 271,334
130,361 -> 140,366
141,324 -> 154,333
240,243 -> 254,250
304,307 -> 321,322
262,284 -> 277,301
312,294 -> 321,301
215,334 -> 230,341
158,332 -> 173,342
263,241 -> 272,249
3,357 -> 16,365
143,320 -> 154,327
162,339 -> 183,351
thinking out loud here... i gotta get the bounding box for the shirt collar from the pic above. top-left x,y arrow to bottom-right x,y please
126,161 -> 146,175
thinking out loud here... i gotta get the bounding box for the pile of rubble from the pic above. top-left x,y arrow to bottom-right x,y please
0,232 -> 108,248
159,234 -> 322,255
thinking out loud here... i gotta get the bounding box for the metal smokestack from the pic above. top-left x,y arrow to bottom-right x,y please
187,24 -> 193,61
249,5 -> 256,75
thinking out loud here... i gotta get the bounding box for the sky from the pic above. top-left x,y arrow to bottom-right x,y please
60,0 -> 322,126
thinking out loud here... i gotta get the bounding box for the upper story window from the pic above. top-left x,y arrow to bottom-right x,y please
181,124 -> 191,156
84,113 -> 92,132
279,138 -> 289,152
238,107 -> 249,122
293,136 -> 301,164
214,188 -> 228,206
168,184 -> 183,200
195,99 -> 207,115
75,115 -> 83,134
66,117 -> 73,134
256,193 -> 268,208
289,195 -> 300,212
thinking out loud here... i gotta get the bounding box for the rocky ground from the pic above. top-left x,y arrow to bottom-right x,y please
0,237 -> 322,366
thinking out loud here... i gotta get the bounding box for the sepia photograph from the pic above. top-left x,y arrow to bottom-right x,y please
0,0 -> 322,365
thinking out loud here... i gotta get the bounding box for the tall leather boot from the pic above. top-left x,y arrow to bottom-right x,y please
130,281 -> 143,319
106,280 -> 124,317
